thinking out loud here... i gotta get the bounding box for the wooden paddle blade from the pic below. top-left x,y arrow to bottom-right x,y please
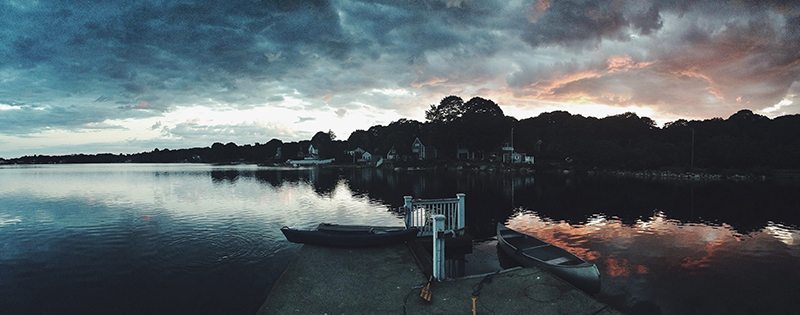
419,282 -> 432,302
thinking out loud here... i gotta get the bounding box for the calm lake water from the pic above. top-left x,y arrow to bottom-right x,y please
1,164 -> 799,314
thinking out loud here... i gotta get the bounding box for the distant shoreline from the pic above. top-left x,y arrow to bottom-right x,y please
4,160 -> 798,183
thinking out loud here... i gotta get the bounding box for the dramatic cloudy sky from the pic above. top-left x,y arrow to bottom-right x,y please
1,0 -> 799,157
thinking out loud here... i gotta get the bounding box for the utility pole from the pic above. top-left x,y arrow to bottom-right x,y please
510,127 -> 514,149
690,128 -> 695,170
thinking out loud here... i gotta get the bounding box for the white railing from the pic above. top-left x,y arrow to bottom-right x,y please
404,193 -> 465,236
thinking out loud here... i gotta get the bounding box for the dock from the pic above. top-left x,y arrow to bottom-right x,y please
258,243 -> 618,314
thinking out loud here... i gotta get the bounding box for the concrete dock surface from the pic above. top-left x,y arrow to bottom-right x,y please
258,243 -> 618,314
404,267 -> 617,314
258,244 -> 423,314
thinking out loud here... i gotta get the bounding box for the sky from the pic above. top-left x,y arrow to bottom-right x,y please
1,0 -> 799,158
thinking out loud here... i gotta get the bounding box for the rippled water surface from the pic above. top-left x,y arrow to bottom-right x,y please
0,164 -> 403,314
1,164 -> 799,314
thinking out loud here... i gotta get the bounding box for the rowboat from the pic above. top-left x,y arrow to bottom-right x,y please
496,223 -> 601,293
281,223 -> 418,247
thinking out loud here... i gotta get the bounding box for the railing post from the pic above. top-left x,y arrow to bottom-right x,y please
403,195 -> 413,228
456,193 -> 466,232
432,214 -> 446,281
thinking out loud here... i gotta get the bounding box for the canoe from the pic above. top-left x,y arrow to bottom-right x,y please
496,223 -> 601,293
316,223 -> 407,233
281,223 -> 418,247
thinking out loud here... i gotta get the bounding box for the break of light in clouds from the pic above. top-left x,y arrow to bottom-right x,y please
1,0 -> 799,157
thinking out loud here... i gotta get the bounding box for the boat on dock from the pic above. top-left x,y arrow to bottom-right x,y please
496,223 -> 601,293
281,223 -> 418,247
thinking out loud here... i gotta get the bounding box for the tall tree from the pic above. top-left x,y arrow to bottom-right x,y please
458,97 -> 509,153
311,131 -> 334,158
425,95 -> 465,123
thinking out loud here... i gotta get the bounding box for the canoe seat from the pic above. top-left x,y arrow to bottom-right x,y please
521,244 -> 550,256
544,257 -> 571,265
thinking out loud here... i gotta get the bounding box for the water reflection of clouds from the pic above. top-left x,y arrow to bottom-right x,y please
0,165 -> 402,229
507,211 -> 800,313
507,212 -> 798,273
764,222 -> 796,246
0,215 -> 22,226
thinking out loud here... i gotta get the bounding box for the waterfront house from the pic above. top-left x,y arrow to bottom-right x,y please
346,147 -> 365,157
386,146 -> 398,161
411,137 -> 437,160
510,150 -> 534,164
285,142 -> 334,166
524,155 -> 534,164
307,144 -> 319,159
347,147 -> 373,163
411,137 -> 426,160
360,151 -> 373,162
500,142 -> 534,165
501,142 -> 514,163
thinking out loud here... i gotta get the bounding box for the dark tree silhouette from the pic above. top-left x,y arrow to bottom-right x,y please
311,131 -> 334,159
425,95 -> 465,123
6,96 -> 800,174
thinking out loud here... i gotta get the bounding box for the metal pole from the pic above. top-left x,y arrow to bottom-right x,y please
432,214 -> 446,281
404,195 -> 413,228
456,193 -> 466,232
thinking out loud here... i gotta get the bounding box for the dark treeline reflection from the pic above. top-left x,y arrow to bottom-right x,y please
514,175 -> 800,233
211,167 -> 800,237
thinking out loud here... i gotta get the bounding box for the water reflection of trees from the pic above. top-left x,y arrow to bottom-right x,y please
205,167 -> 799,315
207,168 -> 800,236
340,168 -> 536,237
210,168 -> 341,198
210,170 -> 240,183
519,174 -> 800,234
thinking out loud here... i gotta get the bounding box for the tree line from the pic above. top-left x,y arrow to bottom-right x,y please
4,95 -> 800,172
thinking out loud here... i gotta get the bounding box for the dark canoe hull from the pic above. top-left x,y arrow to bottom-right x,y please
316,223 -> 407,233
497,223 -> 601,294
281,225 -> 419,247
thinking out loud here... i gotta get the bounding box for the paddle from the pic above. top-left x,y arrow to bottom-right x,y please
419,276 -> 433,302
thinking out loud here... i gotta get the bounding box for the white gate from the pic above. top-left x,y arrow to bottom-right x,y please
403,193 -> 465,236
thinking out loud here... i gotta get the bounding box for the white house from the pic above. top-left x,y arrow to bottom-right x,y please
411,137 -> 426,160
501,142 -> 534,165
523,155 -> 534,164
307,144 -> 319,159
511,151 -> 523,163
347,147 -> 373,163
360,151 -> 373,162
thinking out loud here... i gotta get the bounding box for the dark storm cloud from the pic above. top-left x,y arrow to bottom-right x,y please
519,0 -> 798,48
0,0 -> 359,134
337,0 -> 522,57
522,0 -> 632,47
509,0 -> 800,117
1,0 -> 799,147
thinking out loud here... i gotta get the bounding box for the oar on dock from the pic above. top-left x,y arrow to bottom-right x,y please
419,276 -> 433,302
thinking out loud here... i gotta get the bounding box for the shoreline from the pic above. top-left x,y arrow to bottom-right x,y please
3,160 -> 798,182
